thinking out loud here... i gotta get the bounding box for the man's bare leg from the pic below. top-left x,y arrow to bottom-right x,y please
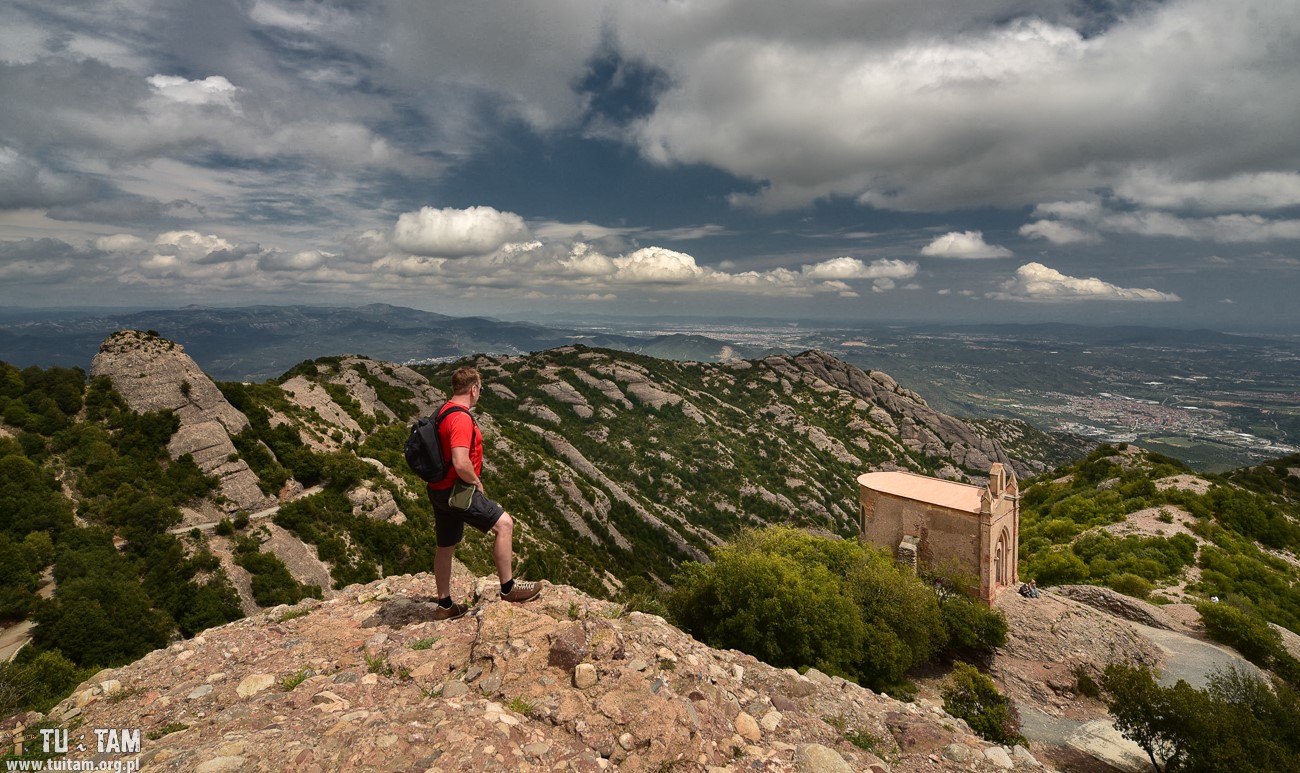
434,544 -> 456,599
493,512 -> 515,585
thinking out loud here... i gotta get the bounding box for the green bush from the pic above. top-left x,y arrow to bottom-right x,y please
33,573 -> 172,668
232,536 -> 322,607
1108,573 -> 1154,599
0,454 -> 75,540
666,526 -> 947,690
0,534 -> 40,622
617,576 -> 670,618
941,662 -> 1026,747
1026,550 -> 1088,586
0,649 -> 96,715
940,597 -> 1008,660
1073,665 -> 1101,698
1197,600 -> 1286,669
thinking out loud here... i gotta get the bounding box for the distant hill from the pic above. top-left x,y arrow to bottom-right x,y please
903,321 -> 1281,347
0,304 -> 770,382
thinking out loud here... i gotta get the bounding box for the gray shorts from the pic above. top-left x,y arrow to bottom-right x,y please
427,486 -> 505,548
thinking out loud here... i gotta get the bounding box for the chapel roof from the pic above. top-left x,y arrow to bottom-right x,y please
857,471 -> 984,514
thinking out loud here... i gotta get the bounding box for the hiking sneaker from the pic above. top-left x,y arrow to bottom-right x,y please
432,601 -> 468,621
499,580 -> 543,603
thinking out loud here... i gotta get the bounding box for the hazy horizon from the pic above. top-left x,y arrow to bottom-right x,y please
3,302 -> 1299,338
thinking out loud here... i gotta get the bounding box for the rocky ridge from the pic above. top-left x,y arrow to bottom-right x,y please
90,330 -> 274,517
991,589 -> 1163,716
774,352 -> 1021,479
457,347 -> 1031,567
28,572 -> 1054,773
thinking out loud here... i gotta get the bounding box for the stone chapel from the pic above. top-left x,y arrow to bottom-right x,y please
856,463 -> 1020,604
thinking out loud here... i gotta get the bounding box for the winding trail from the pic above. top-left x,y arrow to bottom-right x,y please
166,484 -> 325,535
0,568 -> 54,662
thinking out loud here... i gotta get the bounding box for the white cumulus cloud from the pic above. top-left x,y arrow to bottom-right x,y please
920,231 -> 1013,259
1019,220 -> 1100,244
1023,199 -> 1300,243
800,256 -> 919,280
1114,170 -> 1300,212
991,262 -> 1181,302
94,234 -> 147,252
611,247 -> 706,283
392,206 -> 531,257
147,75 -> 240,108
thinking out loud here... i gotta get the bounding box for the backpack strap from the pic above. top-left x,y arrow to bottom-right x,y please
432,403 -> 476,462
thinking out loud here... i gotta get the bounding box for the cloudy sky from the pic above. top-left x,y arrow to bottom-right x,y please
2,0 -> 1298,330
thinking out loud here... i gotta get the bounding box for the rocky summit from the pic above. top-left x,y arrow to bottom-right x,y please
31,569 -> 1051,773
91,330 -> 277,519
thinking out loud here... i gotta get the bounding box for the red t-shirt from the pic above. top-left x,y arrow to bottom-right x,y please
429,402 -> 480,490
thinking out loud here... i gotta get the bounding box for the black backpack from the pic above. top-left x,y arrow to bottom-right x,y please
404,404 -> 471,483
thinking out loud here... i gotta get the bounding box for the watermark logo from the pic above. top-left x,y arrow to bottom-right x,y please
37,729 -> 139,755
2,726 -> 140,772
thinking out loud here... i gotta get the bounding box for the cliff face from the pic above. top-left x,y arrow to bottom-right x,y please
32,573 -> 1053,773
90,330 -> 275,518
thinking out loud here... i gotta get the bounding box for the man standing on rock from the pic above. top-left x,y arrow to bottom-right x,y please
428,366 -> 543,620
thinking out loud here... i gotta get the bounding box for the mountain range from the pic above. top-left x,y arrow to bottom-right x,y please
0,304 -> 778,382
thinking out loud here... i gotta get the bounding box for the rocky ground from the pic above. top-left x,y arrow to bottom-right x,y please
8,568 -> 1056,773
985,584 -> 1271,772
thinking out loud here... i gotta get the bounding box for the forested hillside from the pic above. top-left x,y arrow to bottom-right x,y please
1019,444 -> 1300,681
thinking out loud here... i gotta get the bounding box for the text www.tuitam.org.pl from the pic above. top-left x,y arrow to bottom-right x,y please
3,728 -> 140,773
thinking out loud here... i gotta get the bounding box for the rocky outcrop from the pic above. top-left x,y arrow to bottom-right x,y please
340,358 -> 444,421
346,481 -> 405,524
38,574 -> 1054,773
539,380 -> 595,419
206,523 -> 333,615
1051,585 -> 1179,631
536,429 -> 697,558
281,375 -> 364,445
91,330 -> 275,517
786,351 -> 1024,479
992,589 -> 1163,717
522,400 -> 564,424
571,368 -> 631,409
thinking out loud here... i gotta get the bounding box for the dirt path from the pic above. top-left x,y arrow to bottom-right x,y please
166,484 -> 325,535
1126,619 -> 1266,689
0,568 -> 54,662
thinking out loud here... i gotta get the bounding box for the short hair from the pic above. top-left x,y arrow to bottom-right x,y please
450,367 -> 481,395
